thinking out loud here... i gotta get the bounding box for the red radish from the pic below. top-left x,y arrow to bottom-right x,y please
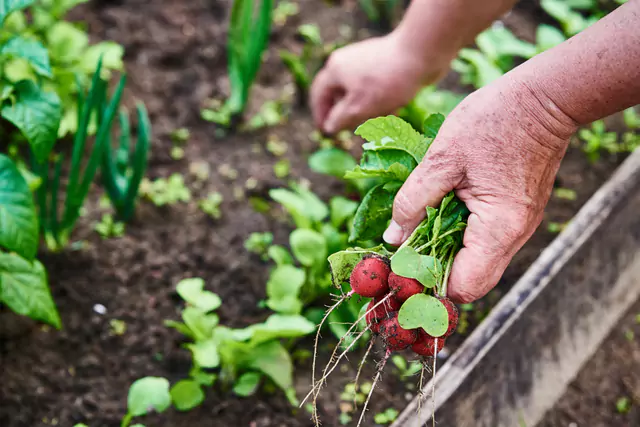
438,297 -> 459,337
379,314 -> 417,351
388,273 -> 423,302
350,256 -> 390,298
411,329 -> 445,357
365,296 -> 401,334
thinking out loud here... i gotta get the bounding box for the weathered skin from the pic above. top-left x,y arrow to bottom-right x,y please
311,0 -> 640,304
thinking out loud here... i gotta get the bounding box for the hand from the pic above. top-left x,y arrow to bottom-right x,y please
310,33 -> 450,134
382,76 -> 578,303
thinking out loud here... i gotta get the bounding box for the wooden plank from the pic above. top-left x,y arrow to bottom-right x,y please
392,148 -> 640,427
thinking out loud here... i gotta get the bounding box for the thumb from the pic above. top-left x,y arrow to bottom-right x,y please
323,92 -> 362,134
383,152 -> 460,246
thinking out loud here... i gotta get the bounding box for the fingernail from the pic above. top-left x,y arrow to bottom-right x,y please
383,220 -> 403,245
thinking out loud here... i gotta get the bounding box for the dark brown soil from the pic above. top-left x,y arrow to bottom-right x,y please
0,1 -> 635,427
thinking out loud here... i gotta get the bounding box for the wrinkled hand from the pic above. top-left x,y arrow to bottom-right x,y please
383,76 -> 578,303
310,33 -> 449,134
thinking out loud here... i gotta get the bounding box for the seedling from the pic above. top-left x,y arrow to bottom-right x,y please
616,396 -> 631,414
199,192 -> 223,220
266,134 -> 288,156
553,188 -> 577,201
374,408 -> 399,424
201,0 -> 273,127
273,158 -> 290,178
273,0 -> 299,26
94,213 -> 125,238
245,232 -> 274,260
170,127 -> 190,144
101,104 -> 151,221
139,174 -> 191,206
358,0 -> 400,29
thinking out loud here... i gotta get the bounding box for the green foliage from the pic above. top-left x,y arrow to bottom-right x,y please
33,60 -> 126,251
374,408 -> 399,424
139,174 -> 191,206
390,355 -> 422,378
398,294 -> 449,336
94,213 -> 125,238
398,86 -> 464,132
579,114 -> 640,162
101,104 -> 151,222
308,147 -> 357,178
122,377 -> 171,427
272,0 -> 298,26
541,0 -> 598,36
199,192 -> 223,219
244,231 -> 273,259
358,0 -> 400,29
201,0 -> 273,126
616,396 -> 631,414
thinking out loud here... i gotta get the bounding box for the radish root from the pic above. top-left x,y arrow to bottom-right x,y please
356,348 -> 391,427
353,337 -> 376,410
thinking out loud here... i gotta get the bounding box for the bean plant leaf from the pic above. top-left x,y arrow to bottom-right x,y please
232,372 -> 262,396
423,113 -> 445,139
170,380 -> 204,411
0,0 -> 34,24
176,278 -> 221,312
1,36 -> 52,77
329,196 -> 358,229
355,115 -> 428,163
1,80 -> 61,163
308,147 -> 357,178
0,155 -> 38,260
290,228 -> 327,267
350,183 -> 397,242
247,340 -> 295,397
0,252 -> 60,328
398,293 -> 449,337
186,339 -> 220,368
266,265 -> 305,314
127,377 -> 171,417
327,245 -> 389,288
390,246 -> 442,288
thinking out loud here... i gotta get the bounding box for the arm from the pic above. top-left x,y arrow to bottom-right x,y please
310,0 -> 517,133
384,1 -> 640,303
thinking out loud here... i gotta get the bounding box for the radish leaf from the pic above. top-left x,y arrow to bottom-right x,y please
355,115 -> 428,163
266,265 -> 305,314
398,294 -> 448,337
290,229 -> 327,267
176,278 -> 221,312
391,246 -> 441,288
170,379 -> 204,411
127,377 -> 171,417
350,183 -> 396,242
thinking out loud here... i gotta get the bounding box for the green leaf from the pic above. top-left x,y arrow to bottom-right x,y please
308,148 -> 357,178
398,294 -> 449,337
298,23 -> 322,45
1,80 -> 61,163
186,339 -> 220,368
189,367 -> 217,386
127,377 -> 171,417
355,116 -> 428,163
0,252 -> 60,328
247,313 -> 316,345
350,184 -> 396,242
423,113 -> 445,139
0,0 -> 34,24
182,306 -> 218,341
80,41 -> 124,74
170,379 -> 204,411
233,372 -> 262,396
267,245 -> 293,265
46,21 -> 89,63
456,48 -> 504,88
290,229 -> 327,267
536,24 -> 566,52
1,37 -> 52,77
266,265 -> 305,314
0,155 -> 38,260
476,27 -> 537,60
344,150 -> 415,182
247,340 -> 295,396
269,185 -> 328,229
327,245 -> 389,288
329,196 -> 358,228
390,246 -> 441,288
176,277 -> 221,312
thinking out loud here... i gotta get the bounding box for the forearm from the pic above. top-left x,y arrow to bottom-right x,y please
393,0 -> 518,63
513,0 -> 640,127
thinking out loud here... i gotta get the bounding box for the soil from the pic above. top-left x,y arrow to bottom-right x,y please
0,1 -> 636,427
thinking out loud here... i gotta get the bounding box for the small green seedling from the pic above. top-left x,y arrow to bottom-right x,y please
201,0 -> 273,127
101,103 -> 151,221
199,192 -> 224,219
94,213 -> 125,238
139,174 -> 191,206
553,188 -> 577,201
391,355 -> 422,378
109,319 -> 127,335
121,377 -> 171,427
374,408 -> 399,425
273,158 -> 290,178
171,127 -> 190,144
170,146 -> 185,160
266,134 -> 288,156
616,396 -> 631,414
244,232 -> 274,260
218,163 -> 239,181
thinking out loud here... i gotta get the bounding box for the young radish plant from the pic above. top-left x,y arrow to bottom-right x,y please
304,114 -> 469,426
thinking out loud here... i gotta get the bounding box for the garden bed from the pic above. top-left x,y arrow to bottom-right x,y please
0,1 -> 636,427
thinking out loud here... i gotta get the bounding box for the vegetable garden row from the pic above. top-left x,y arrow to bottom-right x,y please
0,0 -> 638,426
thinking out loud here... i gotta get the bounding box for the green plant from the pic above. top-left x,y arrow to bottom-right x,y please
616,396 -> 631,414
94,213 -> 125,238
244,231 -> 273,259
199,192 -> 223,219
32,59 -> 124,251
121,376 -> 171,427
390,354 -> 422,378
162,277 -> 316,406
273,0 -> 299,26
540,0 -> 599,36
358,0 -> 400,29
374,408 -> 399,424
201,0 -> 273,127
578,111 -> 640,162
139,174 -> 191,206
101,104 -> 151,221
398,86 -> 464,132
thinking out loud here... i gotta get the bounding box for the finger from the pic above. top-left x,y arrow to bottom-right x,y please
446,210 -> 528,304
310,67 -> 341,130
382,151 -> 459,246
322,92 -> 364,134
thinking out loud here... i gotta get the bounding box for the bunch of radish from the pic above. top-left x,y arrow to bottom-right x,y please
355,255 -> 458,356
